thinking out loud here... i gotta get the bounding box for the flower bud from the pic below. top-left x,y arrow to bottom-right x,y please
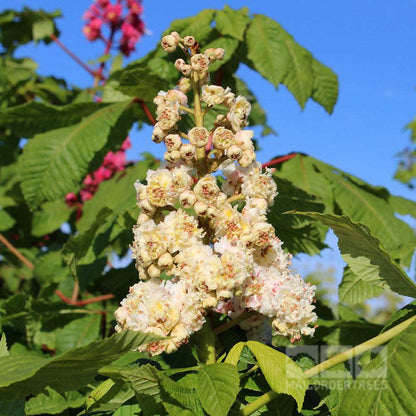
190,54 -> 210,72
147,264 -> 161,278
227,145 -> 243,160
188,127 -> 209,147
170,31 -> 181,42
152,124 -> 167,143
204,48 -> 217,62
179,190 -> 196,208
158,252 -> 173,268
235,130 -> 254,150
181,64 -> 192,77
183,35 -> 195,47
137,213 -> 151,225
177,77 -> 191,93
140,199 -> 156,215
175,58 -> 185,71
206,206 -> 218,219
164,150 -> 181,163
164,134 -> 182,151
194,201 -> 208,216
180,143 -> 196,160
214,48 -> 225,60
239,149 -> 256,167
161,35 -> 178,53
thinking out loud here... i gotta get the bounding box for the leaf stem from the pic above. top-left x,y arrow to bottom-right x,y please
50,34 -> 103,80
240,315 -> 416,415
0,233 -> 34,270
262,153 -> 297,169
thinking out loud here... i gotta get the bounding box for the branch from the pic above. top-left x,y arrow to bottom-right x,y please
0,233 -> 34,270
134,98 -> 156,125
262,152 -> 297,169
50,34 -> 104,80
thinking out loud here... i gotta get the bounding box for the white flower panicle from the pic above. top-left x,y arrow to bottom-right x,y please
115,32 -> 317,355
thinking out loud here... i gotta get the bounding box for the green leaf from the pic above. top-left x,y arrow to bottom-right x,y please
0,397 -> 25,416
19,101 -> 131,209
114,402 -> 141,416
0,330 -> 161,399
159,372 -> 204,415
310,59 -> 339,114
168,9 -> 216,42
338,320 -> 416,416
55,314 -> 101,354
215,6 -> 249,41
245,15 -> 337,111
116,364 -> 165,416
25,387 -> 68,415
338,266 -> 384,305
118,68 -> 170,102
196,363 -> 239,416
0,102 -> 110,138
294,212 -> 416,298
62,207 -> 113,277
388,195 -> 416,219
32,200 -> 73,237
246,341 -> 308,411
0,334 -> 8,357
225,342 -> 245,366
86,378 -> 115,410
0,209 -> 15,231
77,160 -> 151,232
32,19 -> 54,42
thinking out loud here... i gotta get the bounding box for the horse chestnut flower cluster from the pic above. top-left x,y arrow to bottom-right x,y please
115,33 -> 317,355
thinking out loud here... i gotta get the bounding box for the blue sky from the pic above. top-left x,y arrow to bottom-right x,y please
2,1 -> 416,296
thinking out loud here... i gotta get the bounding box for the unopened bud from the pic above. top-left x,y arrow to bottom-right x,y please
239,149 -> 256,167
179,190 -> 196,208
212,126 -> 234,150
164,150 -> 181,163
177,77 -> 191,93
175,58 -> 185,71
170,31 -> 181,42
158,252 -> 173,268
140,199 -> 156,215
227,145 -> 242,160
214,48 -> 225,60
161,35 -> 178,53
180,143 -> 196,160
164,134 -> 182,151
148,264 -> 161,278
183,35 -> 195,47
181,64 -> 192,77
194,201 -> 208,216
137,213 -> 151,225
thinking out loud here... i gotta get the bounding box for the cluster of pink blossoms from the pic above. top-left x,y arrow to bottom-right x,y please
83,0 -> 145,56
66,137 -> 131,207
115,33 -> 317,355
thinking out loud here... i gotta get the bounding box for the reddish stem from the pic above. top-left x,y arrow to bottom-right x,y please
262,152 -> 298,168
76,294 -> 115,306
50,34 -> 104,80
134,98 -> 156,125
0,233 -> 34,270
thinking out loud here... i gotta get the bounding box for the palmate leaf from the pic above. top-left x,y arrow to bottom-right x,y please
0,330 -> 161,400
338,320 -> 416,416
0,101 -> 112,138
19,101 -> 131,209
25,387 -> 68,416
293,212 -> 416,299
245,15 -> 338,113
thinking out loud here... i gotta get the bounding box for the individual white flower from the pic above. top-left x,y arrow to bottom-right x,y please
188,127 -> 209,147
241,165 -> 277,206
164,134 -> 182,151
194,175 -> 221,203
212,126 -> 234,150
201,85 -> 226,106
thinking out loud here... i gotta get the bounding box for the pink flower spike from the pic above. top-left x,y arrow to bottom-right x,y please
121,137 -> 132,151
104,3 -> 122,23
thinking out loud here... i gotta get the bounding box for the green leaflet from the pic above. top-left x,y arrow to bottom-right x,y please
0,101 -> 112,138
245,15 -> 338,112
19,101 -> 131,209
293,212 -> 416,299
246,341 -> 308,411
0,330 -> 161,399
196,363 -> 240,416
215,6 -> 250,41
338,320 -> 416,416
